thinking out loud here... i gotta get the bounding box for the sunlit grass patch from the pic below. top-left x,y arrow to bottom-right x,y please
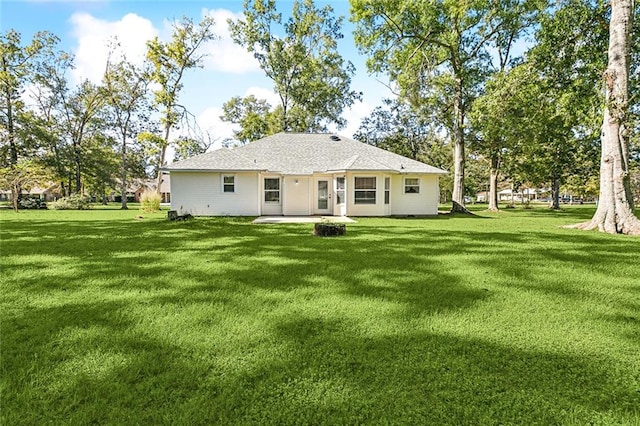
1,206 -> 639,425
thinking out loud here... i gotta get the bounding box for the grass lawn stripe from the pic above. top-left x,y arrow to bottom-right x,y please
1,205 -> 639,425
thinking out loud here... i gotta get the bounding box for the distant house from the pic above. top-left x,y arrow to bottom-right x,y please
164,133 -> 447,217
0,184 -> 61,202
115,174 -> 171,203
498,188 -> 548,202
157,174 -> 171,203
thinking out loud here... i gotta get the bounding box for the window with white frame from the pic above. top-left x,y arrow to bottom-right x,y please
264,178 -> 280,203
222,175 -> 235,193
384,177 -> 390,204
404,177 -> 420,194
336,177 -> 345,204
354,177 -> 376,204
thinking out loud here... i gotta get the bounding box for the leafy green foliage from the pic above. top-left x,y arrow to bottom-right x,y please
228,0 -> 361,133
146,16 -> 217,174
354,98 -> 448,163
173,135 -> 215,161
1,207 -> 639,424
48,194 -> 92,210
40,77 -> 108,195
351,0 -> 544,208
220,95 -> 275,144
103,44 -> 151,209
505,0 -> 620,208
0,159 -> 51,211
1,29 -> 60,166
17,197 -> 47,210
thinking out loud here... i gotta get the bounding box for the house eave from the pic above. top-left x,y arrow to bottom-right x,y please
162,168 -> 267,173
163,167 -> 448,176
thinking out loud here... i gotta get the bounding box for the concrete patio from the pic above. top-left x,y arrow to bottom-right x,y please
252,216 -> 356,224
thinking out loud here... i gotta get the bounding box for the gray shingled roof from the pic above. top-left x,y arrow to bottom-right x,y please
164,133 -> 448,175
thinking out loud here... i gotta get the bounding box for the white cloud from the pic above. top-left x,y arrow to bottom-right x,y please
200,8 -> 261,74
329,100 -> 374,139
244,86 -> 279,106
195,106 -> 238,148
69,12 -> 157,84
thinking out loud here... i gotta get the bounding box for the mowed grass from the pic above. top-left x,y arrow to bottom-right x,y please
1,205 -> 639,425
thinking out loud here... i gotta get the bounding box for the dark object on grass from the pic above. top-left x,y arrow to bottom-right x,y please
314,223 -> 346,236
168,210 -> 194,221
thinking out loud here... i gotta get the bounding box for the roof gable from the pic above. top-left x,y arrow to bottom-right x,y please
165,132 -> 447,175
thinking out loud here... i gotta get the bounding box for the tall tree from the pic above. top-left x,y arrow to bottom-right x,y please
470,63 -> 584,211
221,95 -> 275,144
59,80 -> 106,194
354,98 -> 449,166
468,0 -> 543,212
103,44 -> 151,210
1,30 -> 58,166
33,53 -> 106,195
146,15 -> 217,191
569,0 -> 640,235
1,30 -> 59,209
351,0 -> 542,213
469,67 -> 531,211
228,0 -> 361,133
173,134 -> 216,161
29,49 -> 75,196
526,0 -> 610,209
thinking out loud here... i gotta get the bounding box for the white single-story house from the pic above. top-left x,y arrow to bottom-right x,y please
163,133 -> 447,217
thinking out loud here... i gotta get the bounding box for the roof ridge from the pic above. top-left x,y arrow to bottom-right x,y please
343,154 -> 359,169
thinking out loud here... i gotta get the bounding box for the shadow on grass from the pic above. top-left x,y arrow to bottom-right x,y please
2,212 -> 639,424
250,316 -> 639,425
498,205 -> 598,220
0,300 -> 221,425
3,298 -> 638,425
4,214 -> 638,310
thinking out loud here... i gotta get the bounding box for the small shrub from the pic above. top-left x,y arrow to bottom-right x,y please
140,190 -> 161,212
18,197 -> 47,210
50,195 -> 92,210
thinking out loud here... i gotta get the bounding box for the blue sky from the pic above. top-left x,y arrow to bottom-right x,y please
1,0 -> 390,146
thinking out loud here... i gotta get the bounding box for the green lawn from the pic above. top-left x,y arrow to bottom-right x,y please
1,206 -> 639,425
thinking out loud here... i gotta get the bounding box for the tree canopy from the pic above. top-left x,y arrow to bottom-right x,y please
351,0 -> 544,212
146,15 -> 217,189
227,0 -> 361,137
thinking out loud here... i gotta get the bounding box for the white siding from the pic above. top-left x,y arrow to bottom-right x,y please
346,172 -> 386,216
169,171 -> 259,216
345,172 -> 440,216
283,176 -> 311,215
170,170 -> 440,217
390,175 -> 439,216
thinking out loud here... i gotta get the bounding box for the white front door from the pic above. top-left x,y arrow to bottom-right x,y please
314,178 -> 332,215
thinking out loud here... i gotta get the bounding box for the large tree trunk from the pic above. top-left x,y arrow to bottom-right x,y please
2,57 -> 18,166
488,155 -> 500,212
73,126 -> 85,194
450,77 -> 473,214
120,133 -> 128,210
4,59 -> 20,211
156,123 -> 170,193
11,185 -> 19,212
550,177 -> 561,210
567,0 -> 640,235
